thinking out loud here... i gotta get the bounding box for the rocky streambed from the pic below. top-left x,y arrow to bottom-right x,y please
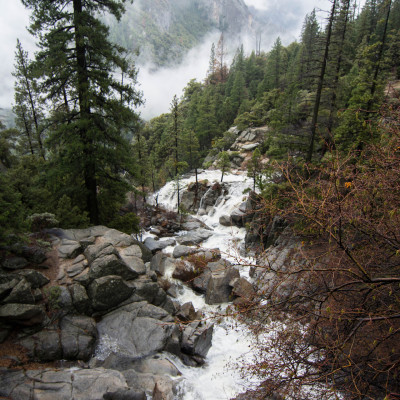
0,170 -> 265,400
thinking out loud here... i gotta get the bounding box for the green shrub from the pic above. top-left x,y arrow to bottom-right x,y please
55,195 -> 89,229
110,212 -> 140,234
27,213 -> 59,232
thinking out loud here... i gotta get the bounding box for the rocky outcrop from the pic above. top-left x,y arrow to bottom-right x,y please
230,126 -> 269,153
20,315 -> 97,362
0,367 -> 130,400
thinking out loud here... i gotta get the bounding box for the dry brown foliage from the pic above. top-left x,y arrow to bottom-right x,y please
240,106 -> 400,400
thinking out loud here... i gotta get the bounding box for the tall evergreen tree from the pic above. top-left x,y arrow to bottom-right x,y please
12,39 -> 45,159
21,0 -> 142,224
307,0 -> 338,162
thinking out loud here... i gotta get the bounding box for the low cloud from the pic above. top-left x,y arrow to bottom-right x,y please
0,1 -> 36,109
137,31 -> 221,120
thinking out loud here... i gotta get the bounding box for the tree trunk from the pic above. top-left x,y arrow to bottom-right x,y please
73,0 -> 99,224
327,0 -> 351,141
368,0 -> 392,106
307,0 -> 337,163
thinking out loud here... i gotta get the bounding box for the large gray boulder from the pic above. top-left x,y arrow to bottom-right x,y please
18,269 -> 50,288
172,245 -> 199,258
103,229 -> 135,247
60,315 -> 97,361
70,283 -> 92,315
192,270 -> 212,294
0,303 -> 46,326
150,252 -> 168,276
231,277 -> 256,301
143,237 -> 176,253
84,242 -> 117,264
88,275 -> 133,311
89,254 -> 140,281
0,274 -> 21,301
103,388 -> 146,400
131,239 -> 153,263
176,229 -> 213,246
20,329 -> 62,361
205,266 -> 240,305
15,245 -> 47,264
58,239 -> 82,259
119,246 -> 146,276
172,261 -> 198,283
129,278 -> 175,314
2,278 -> 34,304
97,302 -> 176,359
2,256 -> 29,270
181,321 -> 214,359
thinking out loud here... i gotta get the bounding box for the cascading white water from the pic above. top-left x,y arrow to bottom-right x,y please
151,169 -> 340,400
152,169 -> 261,399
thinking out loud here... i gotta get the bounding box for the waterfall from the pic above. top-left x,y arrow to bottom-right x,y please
152,169 -> 260,399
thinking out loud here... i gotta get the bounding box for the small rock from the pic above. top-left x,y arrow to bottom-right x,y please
58,239 -> 82,259
66,262 -> 87,277
176,302 -> 197,322
219,215 -> 232,227
144,238 -> 176,253
172,261 -> 197,283
176,229 -> 213,246
172,245 -> 199,258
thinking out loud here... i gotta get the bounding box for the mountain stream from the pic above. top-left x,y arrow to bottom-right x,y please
150,170 -> 260,399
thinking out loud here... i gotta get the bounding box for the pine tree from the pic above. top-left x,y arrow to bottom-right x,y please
307,0 -> 338,162
21,0 -> 142,224
216,33 -> 228,83
216,151 -> 231,182
12,39 -> 45,159
298,10 -> 321,90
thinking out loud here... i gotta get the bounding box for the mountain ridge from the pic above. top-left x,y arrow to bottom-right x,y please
106,0 -> 266,68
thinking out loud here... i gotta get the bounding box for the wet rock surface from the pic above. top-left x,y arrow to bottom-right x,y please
0,167 -> 269,399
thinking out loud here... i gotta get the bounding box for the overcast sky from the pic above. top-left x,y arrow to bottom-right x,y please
0,0 -> 365,118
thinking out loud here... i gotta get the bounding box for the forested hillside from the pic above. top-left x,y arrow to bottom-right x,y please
106,0 -> 258,67
136,0 -> 400,190
1,0 -> 399,238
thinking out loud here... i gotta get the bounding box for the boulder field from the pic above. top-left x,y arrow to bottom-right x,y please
0,220 -> 255,399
